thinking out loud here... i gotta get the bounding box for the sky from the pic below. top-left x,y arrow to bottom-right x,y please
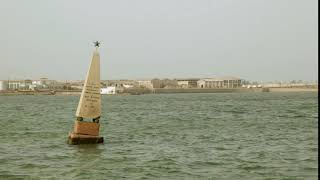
0,0 -> 318,82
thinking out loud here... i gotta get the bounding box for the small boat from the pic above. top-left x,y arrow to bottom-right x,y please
68,41 -> 104,145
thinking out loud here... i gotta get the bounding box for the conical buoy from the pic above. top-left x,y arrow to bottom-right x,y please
67,41 -> 104,145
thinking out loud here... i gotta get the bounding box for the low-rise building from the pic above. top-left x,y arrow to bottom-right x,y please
123,84 -> 134,88
197,77 -> 243,88
161,79 -> 178,88
0,81 -> 8,91
176,78 -> 200,88
8,80 -> 21,90
103,80 -> 138,88
150,79 -> 178,89
7,80 -> 32,90
101,87 -> 116,94
138,80 -> 153,89
4,78 -> 59,90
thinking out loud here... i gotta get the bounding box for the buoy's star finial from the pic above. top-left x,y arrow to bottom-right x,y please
94,41 -> 100,47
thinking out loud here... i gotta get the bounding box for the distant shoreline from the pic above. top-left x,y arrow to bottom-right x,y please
0,87 -> 317,96
268,87 -> 318,92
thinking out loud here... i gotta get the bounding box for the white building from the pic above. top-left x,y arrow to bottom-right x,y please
0,81 -> 8,91
101,87 -> 116,95
8,81 -> 22,89
123,84 -> 133,88
32,78 -> 54,88
197,77 -> 243,88
7,80 -> 32,90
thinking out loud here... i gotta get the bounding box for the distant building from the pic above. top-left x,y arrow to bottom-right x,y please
0,81 -> 8,91
32,78 -> 59,89
197,77 -> 243,88
138,80 -> 153,89
8,80 -> 21,90
32,78 -> 50,87
123,84 -> 134,88
177,80 -> 188,88
151,79 -> 162,88
7,80 -> 32,90
161,79 -> 178,88
101,87 -> 116,94
136,79 -> 178,89
103,80 -> 138,88
4,78 -> 59,90
176,78 -> 200,88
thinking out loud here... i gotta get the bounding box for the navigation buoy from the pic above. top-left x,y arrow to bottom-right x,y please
68,41 -> 104,145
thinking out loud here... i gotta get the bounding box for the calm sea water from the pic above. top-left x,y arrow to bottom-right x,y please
0,92 -> 318,179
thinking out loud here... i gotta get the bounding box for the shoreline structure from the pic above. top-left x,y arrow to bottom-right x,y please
1,77 -> 317,96
0,87 -> 317,96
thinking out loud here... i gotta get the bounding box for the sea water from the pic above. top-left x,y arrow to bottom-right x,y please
0,92 -> 318,179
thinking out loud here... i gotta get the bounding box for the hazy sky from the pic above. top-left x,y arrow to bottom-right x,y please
0,0 -> 318,81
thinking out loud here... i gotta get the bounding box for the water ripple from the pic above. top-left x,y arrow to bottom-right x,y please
0,92 -> 318,179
